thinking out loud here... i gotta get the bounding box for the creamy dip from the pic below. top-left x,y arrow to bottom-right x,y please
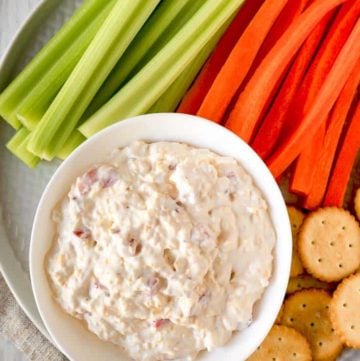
47,141 -> 275,361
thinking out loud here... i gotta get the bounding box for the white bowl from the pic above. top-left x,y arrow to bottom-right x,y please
30,113 -> 292,361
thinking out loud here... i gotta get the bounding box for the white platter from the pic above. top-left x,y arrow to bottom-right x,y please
0,0 -> 83,341
0,0 -> 357,359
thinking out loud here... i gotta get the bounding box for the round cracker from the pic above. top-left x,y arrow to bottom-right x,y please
275,305 -> 284,324
298,207 -> 360,282
355,188 -> 360,221
287,206 -> 305,277
330,272 -> 360,348
281,289 -> 343,361
248,325 -> 312,361
287,274 -> 335,295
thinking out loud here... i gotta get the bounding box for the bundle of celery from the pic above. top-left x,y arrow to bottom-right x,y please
0,0 -> 245,168
0,0 -> 114,129
79,0 -> 244,137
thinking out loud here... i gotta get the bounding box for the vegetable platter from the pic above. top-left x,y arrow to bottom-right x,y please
0,0 -> 359,359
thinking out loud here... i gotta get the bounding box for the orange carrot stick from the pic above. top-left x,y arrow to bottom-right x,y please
290,1 -> 360,196
304,58 -> 360,209
240,0 -> 310,96
225,0 -> 348,143
267,18 -> 360,178
252,0 -> 310,63
197,0 -> 288,123
251,8 -> 334,159
177,0 -> 264,115
231,0 -> 310,124
323,103 -> 360,207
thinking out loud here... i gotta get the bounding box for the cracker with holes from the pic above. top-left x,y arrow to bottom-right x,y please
330,272 -> 360,348
287,275 -> 335,295
247,325 -> 312,361
355,188 -> 360,221
287,206 -> 305,277
298,207 -> 360,282
281,289 -> 343,361
275,305 -> 284,324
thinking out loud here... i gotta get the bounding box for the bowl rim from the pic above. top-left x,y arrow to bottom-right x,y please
30,112 -> 292,361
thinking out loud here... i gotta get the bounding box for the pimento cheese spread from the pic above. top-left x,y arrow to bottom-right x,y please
47,141 -> 275,361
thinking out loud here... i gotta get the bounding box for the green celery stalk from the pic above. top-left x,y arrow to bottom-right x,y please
57,22 -> 218,160
56,131 -> 85,160
57,0 -> 221,163
79,0 -> 245,138
84,0 -> 203,118
60,26 -> 220,162
0,0 -> 111,129
6,128 -> 40,168
28,0 -> 160,160
16,0 -> 116,130
149,24 -> 227,113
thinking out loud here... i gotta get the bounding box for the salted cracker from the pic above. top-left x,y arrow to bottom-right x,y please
355,188 -> 360,221
281,289 -> 343,361
298,207 -> 360,282
287,274 -> 335,295
247,325 -> 311,361
330,272 -> 360,348
287,206 -> 305,277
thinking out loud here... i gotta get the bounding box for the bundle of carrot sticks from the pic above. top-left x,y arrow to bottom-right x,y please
177,0 -> 360,210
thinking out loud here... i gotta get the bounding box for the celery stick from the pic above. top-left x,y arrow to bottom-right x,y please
0,0 -> 111,129
6,128 -> 28,151
149,24 -> 227,113
16,0 -> 116,131
84,0 -> 203,118
80,0 -> 244,137
61,28 -> 218,161
28,0 -> 160,161
57,131 -> 85,160
6,128 -> 40,168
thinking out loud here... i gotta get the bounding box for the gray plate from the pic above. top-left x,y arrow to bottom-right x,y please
0,0 -> 357,359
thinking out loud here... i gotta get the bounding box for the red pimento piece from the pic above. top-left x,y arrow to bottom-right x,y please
73,227 -> 91,239
99,166 -> 118,188
78,167 -> 98,194
153,319 -> 169,329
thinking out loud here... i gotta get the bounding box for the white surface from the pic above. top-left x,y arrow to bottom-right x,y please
0,1 -> 40,360
30,113 -> 292,361
0,338 -> 28,361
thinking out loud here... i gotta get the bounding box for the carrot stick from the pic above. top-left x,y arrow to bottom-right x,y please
233,0 -> 310,125
225,0 -> 348,143
290,125 -> 326,195
241,0 -> 310,95
254,0 -> 310,61
196,0 -> 288,123
323,103 -> 360,207
304,59 -> 360,209
289,1 -> 360,196
251,8 -> 334,159
267,18 -> 360,178
177,0 -> 264,115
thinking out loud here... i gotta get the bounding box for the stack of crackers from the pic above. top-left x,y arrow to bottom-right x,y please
248,188 -> 360,361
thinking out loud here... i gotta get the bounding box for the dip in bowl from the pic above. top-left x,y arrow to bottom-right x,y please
30,113 -> 292,361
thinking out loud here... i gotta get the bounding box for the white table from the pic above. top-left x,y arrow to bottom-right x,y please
0,1 -> 41,359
